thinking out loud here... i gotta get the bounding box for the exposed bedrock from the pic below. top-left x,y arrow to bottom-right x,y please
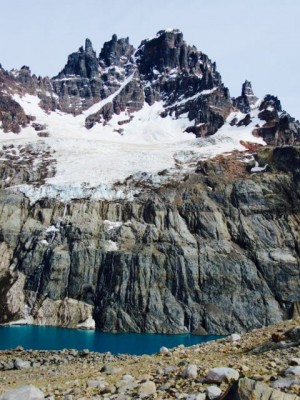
0,148 -> 300,334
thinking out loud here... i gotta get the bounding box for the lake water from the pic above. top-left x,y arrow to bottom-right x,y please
0,325 -> 221,355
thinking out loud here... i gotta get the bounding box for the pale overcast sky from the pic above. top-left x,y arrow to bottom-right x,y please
1,0 -> 299,119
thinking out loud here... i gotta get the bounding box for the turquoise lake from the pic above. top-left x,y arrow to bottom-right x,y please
0,325 -> 221,355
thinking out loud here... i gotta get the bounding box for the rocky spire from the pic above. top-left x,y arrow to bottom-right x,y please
241,80 -> 255,97
55,38 -> 99,79
84,38 -> 99,79
135,29 -> 188,75
233,80 -> 258,113
99,34 -> 135,67
85,38 -> 93,52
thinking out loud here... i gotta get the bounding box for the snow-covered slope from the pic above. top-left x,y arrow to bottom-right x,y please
0,92 -> 265,202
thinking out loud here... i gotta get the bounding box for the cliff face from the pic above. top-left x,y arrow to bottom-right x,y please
0,147 -> 299,334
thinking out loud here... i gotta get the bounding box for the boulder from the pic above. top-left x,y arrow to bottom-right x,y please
272,377 -> 300,389
237,378 -> 299,400
288,358 -> 300,366
285,326 -> 300,342
206,386 -> 222,400
182,364 -> 198,379
229,333 -> 241,342
101,365 -> 122,375
160,346 -> 170,355
14,358 -> 31,369
138,381 -> 156,398
285,366 -> 300,376
0,385 -> 44,400
206,367 -> 239,383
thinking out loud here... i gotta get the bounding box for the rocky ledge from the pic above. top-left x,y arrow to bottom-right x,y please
1,318 -> 300,399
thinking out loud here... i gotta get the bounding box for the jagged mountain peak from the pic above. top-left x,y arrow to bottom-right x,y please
260,94 -> 282,113
85,38 -> 94,51
1,29 -> 299,153
99,34 -> 134,68
233,80 -> 258,114
156,28 -> 183,36
136,28 -> 187,74
241,80 -> 255,97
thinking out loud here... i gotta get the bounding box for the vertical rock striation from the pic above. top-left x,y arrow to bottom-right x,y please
0,148 -> 299,333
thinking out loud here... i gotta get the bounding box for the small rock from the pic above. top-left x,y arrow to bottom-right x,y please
206,367 -> 239,383
117,381 -> 138,393
69,349 -> 78,357
104,385 -> 116,394
79,349 -> 89,357
2,361 -> 14,371
288,358 -> 300,366
271,332 -> 285,342
178,360 -> 188,367
284,326 -> 300,341
285,366 -> 300,376
229,333 -> 241,342
252,374 -> 264,381
164,365 -> 177,375
138,381 -> 156,398
268,361 -> 277,368
0,384 -> 44,400
160,346 -> 170,355
241,365 -> 250,373
138,374 -> 152,382
206,386 -> 222,400
272,377 -> 299,389
122,374 -> 134,382
101,365 -> 122,374
186,394 -> 206,400
182,364 -> 198,379
15,345 -> 24,351
158,381 -> 173,390
14,358 -> 31,370
86,377 -> 106,389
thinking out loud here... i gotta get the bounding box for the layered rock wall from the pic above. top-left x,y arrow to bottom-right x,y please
0,149 -> 299,334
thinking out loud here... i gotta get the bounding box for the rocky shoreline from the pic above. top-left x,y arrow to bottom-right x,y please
1,319 -> 300,399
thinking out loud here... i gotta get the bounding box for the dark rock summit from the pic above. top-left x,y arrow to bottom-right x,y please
252,95 -> 300,145
135,29 -> 231,135
0,29 -> 299,140
233,80 -> 258,114
0,29 -> 233,135
136,29 -> 188,74
55,38 -> 98,79
230,82 -> 300,145
99,34 -> 134,68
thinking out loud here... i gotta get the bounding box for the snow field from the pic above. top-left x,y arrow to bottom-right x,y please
0,92 -> 265,202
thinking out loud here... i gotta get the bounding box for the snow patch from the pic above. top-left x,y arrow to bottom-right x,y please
251,161 -> 268,173
170,87 -> 218,107
77,315 -> 95,330
104,240 -> 119,251
45,225 -> 59,234
103,220 -> 123,232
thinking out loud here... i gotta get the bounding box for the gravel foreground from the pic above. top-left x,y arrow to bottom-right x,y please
1,319 -> 300,399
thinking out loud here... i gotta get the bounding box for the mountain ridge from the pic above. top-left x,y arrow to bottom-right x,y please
0,29 -> 300,336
